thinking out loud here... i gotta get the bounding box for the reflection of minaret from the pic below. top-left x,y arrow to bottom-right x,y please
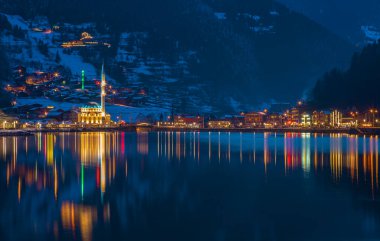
100,133 -> 106,196
101,64 -> 106,116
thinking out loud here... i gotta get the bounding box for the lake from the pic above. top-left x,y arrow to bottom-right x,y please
0,131 -> 380,241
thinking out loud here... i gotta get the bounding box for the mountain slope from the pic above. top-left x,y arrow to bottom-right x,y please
309,41 -> 380,109
0,0 -> 354,111
276,0 -> 380,45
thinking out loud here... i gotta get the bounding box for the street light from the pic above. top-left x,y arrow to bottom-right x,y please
370,109 -> 378,127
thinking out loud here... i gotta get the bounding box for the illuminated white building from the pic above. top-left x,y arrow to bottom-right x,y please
330,110 -> 342,127
301,113 -> 311,127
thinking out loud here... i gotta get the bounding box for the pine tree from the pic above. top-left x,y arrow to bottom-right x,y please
0,47 -> 9,82
55,51 -> 61,63
37,40 -> 49,57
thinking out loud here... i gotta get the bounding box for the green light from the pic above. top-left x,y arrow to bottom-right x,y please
81,164 -> 84,200
81,70 -> 85,90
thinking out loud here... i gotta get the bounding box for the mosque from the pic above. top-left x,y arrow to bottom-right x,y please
77,65 -> 111,125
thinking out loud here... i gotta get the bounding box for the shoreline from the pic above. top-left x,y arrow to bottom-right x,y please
1,126 -> 380,137
152,127 -> 380,135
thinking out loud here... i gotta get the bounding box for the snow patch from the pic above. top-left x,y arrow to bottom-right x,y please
162,77 -> 177,83
239,13 -> 261,22
269,11 -> 279,16
3,14 -> 29,30
214,12 -> 227,20
134,63 -> 152,75
229,97 -> 240,111
361,25 -> 380,41
58,49 -> 97,77
251,25 -> 274,33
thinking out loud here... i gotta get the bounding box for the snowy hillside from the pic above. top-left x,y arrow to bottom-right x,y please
0,0 -> 354,114
1,12 -> 216,114
1,14 -> 98,78
361,26 -> 380,43
0,13 -> 171,121
277,0 -> 380,45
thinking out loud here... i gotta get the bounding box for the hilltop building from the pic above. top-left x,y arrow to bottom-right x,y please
77,65 -> 111,125
61,32 -> 111,48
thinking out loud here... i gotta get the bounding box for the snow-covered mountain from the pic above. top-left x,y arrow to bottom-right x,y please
0,0 -> 354,113
276,0 -> 380,45
1,14 -> 98,77
0,13 -> 169,121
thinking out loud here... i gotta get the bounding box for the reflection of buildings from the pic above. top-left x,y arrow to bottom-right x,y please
0,131 -> 124,202
78,132 -> 106,164
46,133 -> 55,165
301,133 -> 311,174
61,202 -> 110,241
330,134 -> 343,179
1,133 -> 379,190
1,132 -> 380,240
284,133 -> 302,170
137,132 -> 149,155
0,132 -> 130,240
76,132 -> 121,196
77,65 -> 111,125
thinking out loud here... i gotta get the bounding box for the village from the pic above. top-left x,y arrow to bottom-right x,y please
0,15 -> 379,134
1,59 -> 379,132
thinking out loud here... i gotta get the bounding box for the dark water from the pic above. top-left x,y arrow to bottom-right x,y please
1,132 -> 380,241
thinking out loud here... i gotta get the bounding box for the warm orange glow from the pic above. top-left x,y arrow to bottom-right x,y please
61,202 -> 98,241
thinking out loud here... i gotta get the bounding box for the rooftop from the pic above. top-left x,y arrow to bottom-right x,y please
81,102 -> 101,109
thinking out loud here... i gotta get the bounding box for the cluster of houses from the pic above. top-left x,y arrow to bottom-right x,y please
1,64 -> 379,131
5,66 -> 66,97
157,103 -> 380,129
1,103 -> 379,130
5,63 -> 149,104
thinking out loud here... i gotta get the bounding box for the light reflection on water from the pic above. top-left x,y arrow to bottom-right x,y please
0,132 -> 380,241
